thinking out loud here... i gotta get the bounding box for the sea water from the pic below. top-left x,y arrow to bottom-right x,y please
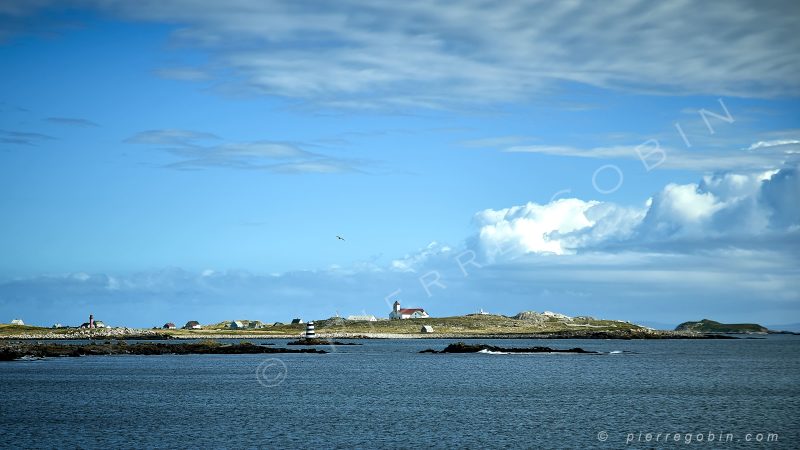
1,337 -> 798,448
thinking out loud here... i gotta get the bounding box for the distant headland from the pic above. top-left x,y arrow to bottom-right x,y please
675,319 -> 768,334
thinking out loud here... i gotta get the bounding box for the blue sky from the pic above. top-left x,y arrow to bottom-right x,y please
0,1 -> 798,328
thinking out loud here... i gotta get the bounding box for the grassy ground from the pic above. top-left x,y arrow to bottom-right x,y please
312,314 -> 641,335
0,324 -> 78,337
185,314 -> 642,335
167,314 -> 643,336
0,315 -> 644,338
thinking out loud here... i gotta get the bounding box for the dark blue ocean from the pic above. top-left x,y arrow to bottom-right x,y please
1,337 -> 798,449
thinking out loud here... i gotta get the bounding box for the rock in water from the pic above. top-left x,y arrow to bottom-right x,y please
420,342 -> 598,354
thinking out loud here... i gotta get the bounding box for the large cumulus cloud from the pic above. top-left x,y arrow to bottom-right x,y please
474,165 -> 799,259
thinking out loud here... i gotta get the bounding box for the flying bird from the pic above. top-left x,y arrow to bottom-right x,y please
336,235 -> 345,241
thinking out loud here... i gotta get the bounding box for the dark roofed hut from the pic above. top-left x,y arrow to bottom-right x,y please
183,321 -> 201,330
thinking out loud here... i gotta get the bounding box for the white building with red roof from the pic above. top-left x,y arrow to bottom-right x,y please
389,300 -> 430,320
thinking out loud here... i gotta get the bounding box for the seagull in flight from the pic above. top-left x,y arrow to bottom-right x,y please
336,235 -> 345,241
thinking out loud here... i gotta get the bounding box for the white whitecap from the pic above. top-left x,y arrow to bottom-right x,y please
478,349 -> 508,355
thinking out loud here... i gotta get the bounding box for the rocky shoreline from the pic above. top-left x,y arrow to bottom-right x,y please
303,329 -> 738,339
287,338 -> 362,346
0,328 -> 738,341
0,341 -> 325,361
0,328 -> 175,340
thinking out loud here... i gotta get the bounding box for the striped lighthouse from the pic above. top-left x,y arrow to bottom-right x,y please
305,321 -> 315,338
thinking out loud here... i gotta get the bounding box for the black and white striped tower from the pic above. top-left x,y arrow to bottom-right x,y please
305,321 -> 315,338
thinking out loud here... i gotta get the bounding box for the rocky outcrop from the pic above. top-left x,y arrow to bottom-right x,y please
512,311 -> 547,323
0,341 -> 325,361
0,327 -> 172,340
420,342 -> 598,354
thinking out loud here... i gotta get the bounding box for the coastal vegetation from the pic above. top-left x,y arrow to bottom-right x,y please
4,313 -> 643,338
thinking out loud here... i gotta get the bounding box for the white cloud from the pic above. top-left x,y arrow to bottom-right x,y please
643,183 -> 724,235
475,165 -> 799,257
475,199 -> 600,258
45,117 -> 99,127
505,145 -> 634,159
124,129 -> 220,145
126,129 -> 369,173
460,135 -> 537,148
71,272 -> 90,281
2,165 -> 798,326
761,164 -> 800,228
390,241 -> 452,272
700,170 -> 775,199
503,141 -> 800,171
748,140 -> 800,150
556,202 -> 647,251
0,129 -> 56,145
6,0 -> 799,107
154,67 -> 211,81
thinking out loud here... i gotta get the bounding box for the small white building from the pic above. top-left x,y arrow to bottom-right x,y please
389,301 -> 429,320
347,315 -> 377,322
230,320 -> 245,329
10,319 -> 24,325
420,325 -> 434,333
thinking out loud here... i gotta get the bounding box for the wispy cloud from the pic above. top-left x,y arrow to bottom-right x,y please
108,1 -> 800,106
5,1 -> 798,109
126,128 -> 369,173
0,101 -> 29,113
0,129 -> 56,145
44,117 -> 99,127
459,135 -> 538,148
153,67 -> 212,81
501,138 -> 800,171
747,140 -> 800,151
124,129 -> 220,145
